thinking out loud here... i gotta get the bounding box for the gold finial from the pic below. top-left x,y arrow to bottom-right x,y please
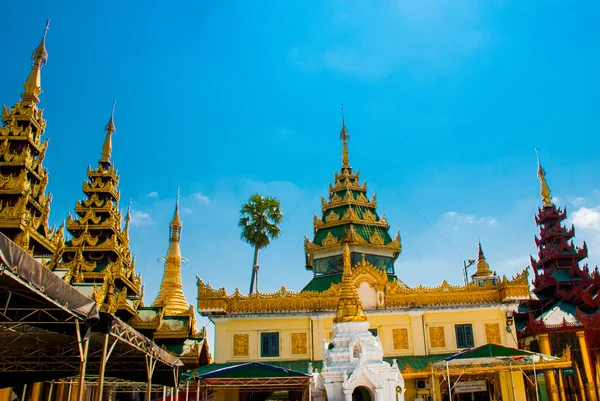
171,187 -> 182,229
535,149 -> 553,207
23,18 -> 50,101
99,101 -> 116,164
334,243 -> 367,323
124,198 -> 132,232
475,240 -> 492,276
340,104 -> 350,168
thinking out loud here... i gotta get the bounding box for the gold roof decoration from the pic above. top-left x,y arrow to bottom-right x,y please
340,104 -> 350,168
305,110 -> 401,263
197,267 -> 530,316
99,101 -> 116,164
59,103 -> 140,320
334,243 -> 367,323
0,19 -> 63,261
475,241 -> 492,277
536,149 -> 553,207
152,193 -> 190,315
22,19 -> 50,104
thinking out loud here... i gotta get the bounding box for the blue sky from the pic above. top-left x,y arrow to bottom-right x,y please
2,1 -> 600,344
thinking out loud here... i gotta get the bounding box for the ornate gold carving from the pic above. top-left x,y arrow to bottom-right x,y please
325,210 -> 339,223
392,328 -> 409,350
233,334 -> 249,357
369,231 -> 385,245
342,205 -> 359,220
79,210 -> 102,225
291,332 -> 308,355
197,265 -> 530,315
313,214 -> 323,226
322,231 -> 339,246
81,193 -> 106,208
362,209 -> 376,222
71,225 -> 100,247
429,326 -> 446,348
485,323 -> 501,344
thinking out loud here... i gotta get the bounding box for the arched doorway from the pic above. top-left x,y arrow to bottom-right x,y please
352,386 -> 372,401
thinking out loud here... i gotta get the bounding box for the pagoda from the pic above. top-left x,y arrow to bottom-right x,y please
57,104 -> 141,319
0,19 -> 63,262
303,111 -> 402,291
310,243 -> 404,401
129,196 -> 210,369
469,241 -> 499,286
516,157 -> 600,401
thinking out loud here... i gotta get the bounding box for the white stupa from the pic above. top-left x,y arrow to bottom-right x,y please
309,243 -> 405,401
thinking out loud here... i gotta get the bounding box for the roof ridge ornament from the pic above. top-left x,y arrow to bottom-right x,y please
535,149 -> 553,207
22,18 -> 50,102
340,104 -> 350,168
99,101 -> 116,164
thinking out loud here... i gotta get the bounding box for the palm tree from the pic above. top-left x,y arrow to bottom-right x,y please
239,193 -> 283,295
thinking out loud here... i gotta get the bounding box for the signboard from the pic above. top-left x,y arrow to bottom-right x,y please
563,368 -> 575,377
454,381 -> 487,393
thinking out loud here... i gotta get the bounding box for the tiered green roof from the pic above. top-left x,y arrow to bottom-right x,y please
304,112 -> 401,268
59,104 -> 141,319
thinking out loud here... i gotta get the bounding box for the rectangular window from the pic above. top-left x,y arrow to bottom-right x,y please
261,332 -> 279,357
455,324 -> 474,348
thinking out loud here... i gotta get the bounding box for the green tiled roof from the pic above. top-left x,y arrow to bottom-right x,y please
191,361 -> 313,378
314,224 -> 391,246
551,270 -> 581,283
301,274 -> 342,292
302,273 -> 398,292
385,354 -> 454,370
189,354 -> 453,379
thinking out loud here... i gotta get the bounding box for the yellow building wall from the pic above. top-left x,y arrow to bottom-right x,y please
212,307 -> 514,363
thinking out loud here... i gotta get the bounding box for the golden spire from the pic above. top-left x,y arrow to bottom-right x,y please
22,18 -> 50,103
340,104 -> 350,168
475,240 -> 492,276
153,191 -> 189,314
334,243 -> 367,323
124,198 -> 132,233
536,149 -> 553,207
171,187 -> 182,230
99,101 -> 116,164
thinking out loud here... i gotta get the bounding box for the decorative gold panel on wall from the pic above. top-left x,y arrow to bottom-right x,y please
429,326 -> 446,348
485,323 -> 501,344
233,334 -> 249,357
291,333 -> 308,355
392,328 -> 409,350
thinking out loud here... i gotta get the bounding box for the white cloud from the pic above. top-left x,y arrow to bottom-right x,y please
572,207 -> 600,231
551,197 -> 560,204
145,191 -> 158,198
194,192 -> 210,204
182,207 -> 193,215
131,210 -> 154,226
445,211 -> 497,225
571,197 -> 585,205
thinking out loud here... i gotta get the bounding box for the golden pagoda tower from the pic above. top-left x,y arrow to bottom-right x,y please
0,19 -> 64,260
129,192 -> 211,368
303,107 -> 402,291
334,243 -> 367,323
152,191 -> 190,314
59,103 -> 141,319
